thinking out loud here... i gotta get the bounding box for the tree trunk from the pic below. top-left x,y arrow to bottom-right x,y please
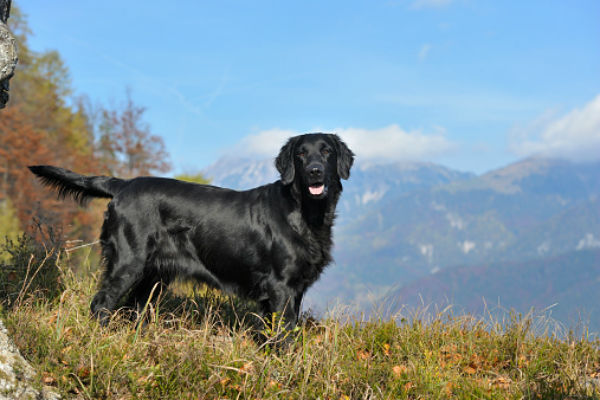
0,0 -> 17,109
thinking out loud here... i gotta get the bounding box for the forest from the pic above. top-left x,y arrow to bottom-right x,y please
0,7 -> 184,252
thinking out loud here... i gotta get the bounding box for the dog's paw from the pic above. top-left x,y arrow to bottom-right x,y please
90,293 -> 112,326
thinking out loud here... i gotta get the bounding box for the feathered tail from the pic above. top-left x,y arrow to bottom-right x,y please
28,165 -> 127,205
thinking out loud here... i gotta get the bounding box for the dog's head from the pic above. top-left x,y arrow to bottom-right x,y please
275,133 -> 354,200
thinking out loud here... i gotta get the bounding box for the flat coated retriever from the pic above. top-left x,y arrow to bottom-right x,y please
29,133 -> 354,333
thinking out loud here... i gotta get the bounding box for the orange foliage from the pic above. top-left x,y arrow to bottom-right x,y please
0,106 -> 103,241
1,6 -> 170,245
96,92 -> 171,178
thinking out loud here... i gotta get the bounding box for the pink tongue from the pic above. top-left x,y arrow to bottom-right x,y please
309,185 -> 324,195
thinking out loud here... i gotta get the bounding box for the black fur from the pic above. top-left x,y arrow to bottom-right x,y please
27,165 -> 125,205
29,133 -> 354,332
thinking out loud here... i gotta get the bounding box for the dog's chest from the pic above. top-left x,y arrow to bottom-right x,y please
286,221 -> 332,284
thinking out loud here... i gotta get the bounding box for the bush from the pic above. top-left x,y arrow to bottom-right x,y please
0,231 -> 64,308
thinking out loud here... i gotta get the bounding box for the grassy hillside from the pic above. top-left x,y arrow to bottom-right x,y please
1,240 -> 599,399
389,249 -> 600,333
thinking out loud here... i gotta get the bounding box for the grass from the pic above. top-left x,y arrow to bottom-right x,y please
1,239 -> 599,399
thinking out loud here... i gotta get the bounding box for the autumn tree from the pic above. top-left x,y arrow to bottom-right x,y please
0,7 -> 105,242
1,6 -> 173,245
94,91 -> 171,178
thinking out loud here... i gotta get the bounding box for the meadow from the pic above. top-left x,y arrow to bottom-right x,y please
1,236 -> 599,399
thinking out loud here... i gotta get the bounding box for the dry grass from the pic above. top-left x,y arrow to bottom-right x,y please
1,240 -> 599,399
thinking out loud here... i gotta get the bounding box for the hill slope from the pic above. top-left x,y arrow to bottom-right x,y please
387,249 -> 600,332
2,247 -> 599,399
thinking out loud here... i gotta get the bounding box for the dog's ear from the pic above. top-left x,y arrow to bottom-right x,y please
275,136 -> 299,185
331,134 -> 354,180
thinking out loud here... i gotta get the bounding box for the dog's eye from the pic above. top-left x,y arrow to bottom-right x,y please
297,152 -> 305,158
322,149 -> 330,156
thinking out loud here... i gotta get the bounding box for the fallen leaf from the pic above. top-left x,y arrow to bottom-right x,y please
42,373 -> 57,386
268,380 -> 282,389
48,313 -> 58,324
392,365 -> 408,377
137,374 -> 148,384
77,365 -> 90,379
239,361 -> 254,374
440,344 -> 458,354
220,377 -> 231,386
444,381 -> 454,395
464,365 -> 477,375
382,343 -> 391,356
356,350 -> 370,361
491,376 -> 512,389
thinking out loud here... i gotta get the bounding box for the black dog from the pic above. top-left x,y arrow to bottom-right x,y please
29,133 -> 354,332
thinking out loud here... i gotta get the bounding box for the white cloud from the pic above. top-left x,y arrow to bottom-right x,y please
446,212 -> 464,230
339,125 -> 456,163
537,241 -> 550,256
510,94 -> 600,162
460,240 -> 476,254
419,243 -> 434,263
236,125 -> 456,164
236,128 -> 298,158
576,234 -> 600,251
411,0 -> 453,9
361,188 -> 387,205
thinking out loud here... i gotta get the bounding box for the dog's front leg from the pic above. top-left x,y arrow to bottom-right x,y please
91,258 -> 145,325
259,283 -> 302,346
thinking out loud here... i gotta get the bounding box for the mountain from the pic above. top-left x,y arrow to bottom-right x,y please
203,157 -> 278,190
202,156 -> 600,322
386,249 -> 600,333
336,162 -> 474,226
204,158 -> 474,226
334,158 -> 600,290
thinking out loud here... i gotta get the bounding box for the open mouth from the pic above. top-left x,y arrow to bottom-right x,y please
308,183 -> 326,197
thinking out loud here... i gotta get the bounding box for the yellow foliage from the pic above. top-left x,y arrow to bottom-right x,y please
0,198 -> 22,262
175,172 -> 211,185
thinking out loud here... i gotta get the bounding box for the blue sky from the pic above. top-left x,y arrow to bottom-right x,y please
18,0 -> 600,175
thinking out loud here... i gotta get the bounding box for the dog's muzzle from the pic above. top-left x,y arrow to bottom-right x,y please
306,163 -> 326,197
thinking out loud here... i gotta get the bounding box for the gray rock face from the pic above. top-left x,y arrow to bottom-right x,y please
0,0 -> 18,108
0,319 -> 59,400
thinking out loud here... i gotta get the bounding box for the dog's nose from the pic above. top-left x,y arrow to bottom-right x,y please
308,165 -> 324,177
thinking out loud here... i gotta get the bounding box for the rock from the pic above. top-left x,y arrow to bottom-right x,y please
1,0 -> 18,108
0,319 -> 60,400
